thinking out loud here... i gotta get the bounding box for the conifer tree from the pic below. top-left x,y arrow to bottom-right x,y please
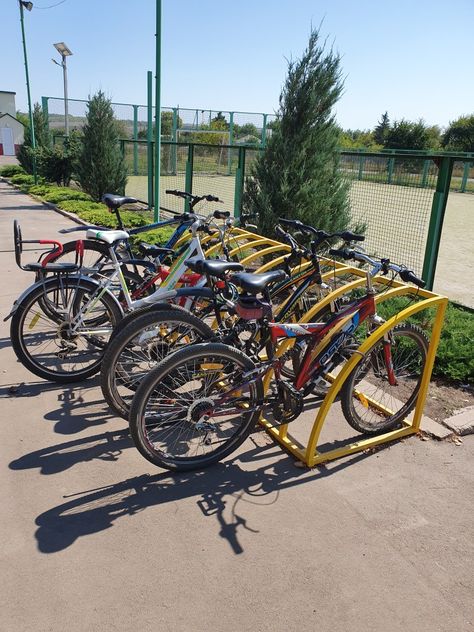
76,91 -> 127,201
242,28 -> 352,236
17,103 -> 50,173
373,111 -> 390,146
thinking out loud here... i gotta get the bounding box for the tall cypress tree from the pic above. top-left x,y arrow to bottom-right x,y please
373,111 -> 390,146
243,28 -> 351,236
17,102 -> 50,173
77,91 -> 127,201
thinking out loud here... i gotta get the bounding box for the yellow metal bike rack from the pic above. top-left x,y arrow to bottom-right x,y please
258,273 -> 448,467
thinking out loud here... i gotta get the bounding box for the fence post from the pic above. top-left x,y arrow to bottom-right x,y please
132,105 -> 139,176
147,71 -> 154,210
422,157 -> 454,290
41,97 -> 49,135
387,151 -> 395,184
233,146 -> 246,219
421,159 -> 430,188
358,152 -> 365,180
261,114 -> 268,148
171,107 -> 178,175
460,155 -> 472,193
228,111 -> 234,176
185,144 -> 194,212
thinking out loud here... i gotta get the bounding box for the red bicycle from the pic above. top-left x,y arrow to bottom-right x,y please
128,248 -> 429,471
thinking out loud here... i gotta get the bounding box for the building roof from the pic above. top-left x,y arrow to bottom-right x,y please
0,91 -> 16,95
0,112 -> 25,125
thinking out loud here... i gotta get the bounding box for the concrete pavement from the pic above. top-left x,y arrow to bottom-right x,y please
1,180 -> 473,632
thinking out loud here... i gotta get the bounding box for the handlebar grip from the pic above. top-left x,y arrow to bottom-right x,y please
278,218 -> 303,229
213,210 -> 231,220
399,269 -> 426,288
206,195 -> 221,203
339,231 -> 365,242
329,248 -> 353,260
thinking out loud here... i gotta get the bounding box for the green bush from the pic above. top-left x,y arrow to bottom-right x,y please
377,298 -> 474,384
129,226 -> 176,250
58,200 -> 106,215
43,188 -> 92,204
10,173 -> 36,186
0,165 -> 25,177
28,184 -> 60,197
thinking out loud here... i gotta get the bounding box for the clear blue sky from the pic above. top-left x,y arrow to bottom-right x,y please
3,0 -> 473,130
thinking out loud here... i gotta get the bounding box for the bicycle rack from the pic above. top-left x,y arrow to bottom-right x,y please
257,272 -> 448,467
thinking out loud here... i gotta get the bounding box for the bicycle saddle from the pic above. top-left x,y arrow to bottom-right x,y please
102,194 -> 138,210
231,269 -> 287,294
86,229 -> 130,244
185,257 -> 244,280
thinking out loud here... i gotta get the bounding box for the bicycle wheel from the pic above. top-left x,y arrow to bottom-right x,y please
41,239 -> 112,274
11,276 -> 122,383
100,308 -> 215,419
129,342 -> 264,471
340,323 -> 429,435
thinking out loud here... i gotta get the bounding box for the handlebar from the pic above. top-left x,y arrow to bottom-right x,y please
328,248 -> 426,288
165,189 -> 223,208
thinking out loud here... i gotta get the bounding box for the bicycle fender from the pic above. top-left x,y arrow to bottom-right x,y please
4,274 -> 124,320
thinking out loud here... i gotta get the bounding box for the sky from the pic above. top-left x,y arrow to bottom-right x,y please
3,0 -> 474,131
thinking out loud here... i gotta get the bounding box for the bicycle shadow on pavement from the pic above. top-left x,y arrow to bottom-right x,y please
34,440 -> 373,556
9,428 -> 131,475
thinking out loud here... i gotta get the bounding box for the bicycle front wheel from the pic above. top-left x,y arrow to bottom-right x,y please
11,276 -> 122,382
100,307 -> 215,419
340,323 -> 429,435
129,342 -> 264,471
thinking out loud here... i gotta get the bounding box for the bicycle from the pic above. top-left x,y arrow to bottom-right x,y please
7,211 -> 242,382
128,250 -> 428,471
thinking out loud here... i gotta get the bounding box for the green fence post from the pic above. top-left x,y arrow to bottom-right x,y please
460,157 -> 472,193
387,152 -> 395,184
41,97 -> 49,136
171,107 -> 178,175
421,157 -> 454,290
133,105 -> 139,176
185,144 -> 194,212
227,112 -> 234,176
233,146 -> 246,219
147,71 -> 153,210
421,159 -> 430,188
261,114 -> 268,148
358,152 -> 365,181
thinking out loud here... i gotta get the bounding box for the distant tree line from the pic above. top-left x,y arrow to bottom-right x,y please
340,111 -> 474,153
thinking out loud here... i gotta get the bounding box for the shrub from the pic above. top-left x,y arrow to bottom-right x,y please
76,91 -> 127,201
43,188 -> 92,204
58,200 -> 106,215
129,226 -> 176,250
0,165 -> 25,177
10,173 -> 36,186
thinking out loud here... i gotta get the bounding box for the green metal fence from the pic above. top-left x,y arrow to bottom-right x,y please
120,142 -> 468,291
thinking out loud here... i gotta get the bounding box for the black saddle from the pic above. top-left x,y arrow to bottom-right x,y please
102,194 -> 138,210
185,257 -> 244,280
138,243 -> 174,258
231,269 -> 287,294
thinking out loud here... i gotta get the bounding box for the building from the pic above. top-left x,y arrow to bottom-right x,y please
0,91 -> 25,156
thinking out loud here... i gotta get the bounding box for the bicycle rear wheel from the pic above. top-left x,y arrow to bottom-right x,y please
11,276 -> 122,382
340,323 -> 429,435
129,342 -> 264,471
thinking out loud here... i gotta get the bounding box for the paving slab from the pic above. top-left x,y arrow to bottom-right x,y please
443,405 -> 474,436
1,181 -> 474,632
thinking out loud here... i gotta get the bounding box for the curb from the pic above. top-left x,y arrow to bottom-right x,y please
441,405 -> 474,436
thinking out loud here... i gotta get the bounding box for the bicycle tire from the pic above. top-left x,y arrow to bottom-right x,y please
129,342 -> 264,471
340,323 -> 429,435
100,307 -> 215,419
11,276 -> 123,383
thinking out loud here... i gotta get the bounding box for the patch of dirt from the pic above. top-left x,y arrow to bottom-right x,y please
425,380 -> 474,422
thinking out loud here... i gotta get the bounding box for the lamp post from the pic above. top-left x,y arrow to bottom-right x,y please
18,0 -> 37,183
154,0 -> 162,221
52,42 -> 73,136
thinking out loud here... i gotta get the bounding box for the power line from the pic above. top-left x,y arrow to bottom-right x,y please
33,0 -> 68,9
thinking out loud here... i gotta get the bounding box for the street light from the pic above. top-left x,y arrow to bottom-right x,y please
18,0 -> 37,183
52,42 -> 73,136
